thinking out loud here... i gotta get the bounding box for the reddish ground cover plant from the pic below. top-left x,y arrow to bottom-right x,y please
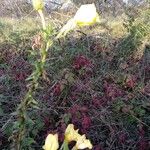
1,43 -> 150,149
0,7 -> 150,149
73,55 -> 93,70
103,81 -> 125,100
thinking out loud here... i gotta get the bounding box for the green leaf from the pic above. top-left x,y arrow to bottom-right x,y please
0,107 -> 4,116
63,113 -> 71,124
22,137 -> 35,148
134,107 -> 146,117
3,122 -> 14,136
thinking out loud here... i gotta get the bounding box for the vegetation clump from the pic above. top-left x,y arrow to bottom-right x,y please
0,1 -> 150,150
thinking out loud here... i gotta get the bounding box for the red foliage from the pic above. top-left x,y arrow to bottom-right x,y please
57,123 -> 66,142
0,69 -> 5,77
125,75 -> 137,88
92,96 -> 107,107
73,55 -> 93,70
14,72 -> 28,81
68,104 -> 80,114
52,82 -> 61,96
138,139 -> 149,150
82,115 -> 91,130
138,124 -> 145,138
10,57 -> 31,81
71,80 -> 91,93
118,132 -> 127,144
141,83 -> 150,96
43,117 -> 51,127
68,104 -> 92,132
90,43 -> 109,53
103,81 -> 124,100
93,145 -> 104,150
70,94 -> 78,101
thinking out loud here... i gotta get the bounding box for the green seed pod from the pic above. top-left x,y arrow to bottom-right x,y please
32,0 -> 44,11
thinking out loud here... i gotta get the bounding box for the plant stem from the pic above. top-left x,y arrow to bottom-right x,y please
38,10 -> 46,30
13,10 -> 49,149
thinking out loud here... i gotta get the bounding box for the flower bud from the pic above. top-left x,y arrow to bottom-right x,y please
43,134 -> 59,150
32,0 -> 44,11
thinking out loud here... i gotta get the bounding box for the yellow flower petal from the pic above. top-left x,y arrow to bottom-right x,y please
74,135 -> 93,150
32,0 -> 44,11
74,3 -> 100,27
65,124 -> 81,142
56,18 -> 76,38
43,134 -> 59,150
56,3 -> 100,38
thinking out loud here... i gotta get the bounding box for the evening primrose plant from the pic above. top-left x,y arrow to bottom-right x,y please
11,1 -> 53,149
11,1 -> 99,149
43,124 -> 92,150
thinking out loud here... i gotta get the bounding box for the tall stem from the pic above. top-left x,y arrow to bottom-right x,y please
38,10 -> 46,30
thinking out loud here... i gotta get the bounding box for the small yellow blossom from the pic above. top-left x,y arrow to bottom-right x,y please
65,124 -> 81,142
32,0 -> 44,11
43,134 -> 59,150
73,135 -> 93,150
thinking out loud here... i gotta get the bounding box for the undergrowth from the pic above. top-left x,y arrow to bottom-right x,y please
0,6 -> 150,150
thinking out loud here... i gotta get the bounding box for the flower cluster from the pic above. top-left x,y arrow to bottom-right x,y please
43,124 -> 92,150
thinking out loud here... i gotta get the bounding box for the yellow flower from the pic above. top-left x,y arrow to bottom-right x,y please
65,124 -> 81,142
43,134 -> 59,150
56,3 -> 100,38
32,0 -> 44,11
73,135 -> 93,150
74,3 -> 100,27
